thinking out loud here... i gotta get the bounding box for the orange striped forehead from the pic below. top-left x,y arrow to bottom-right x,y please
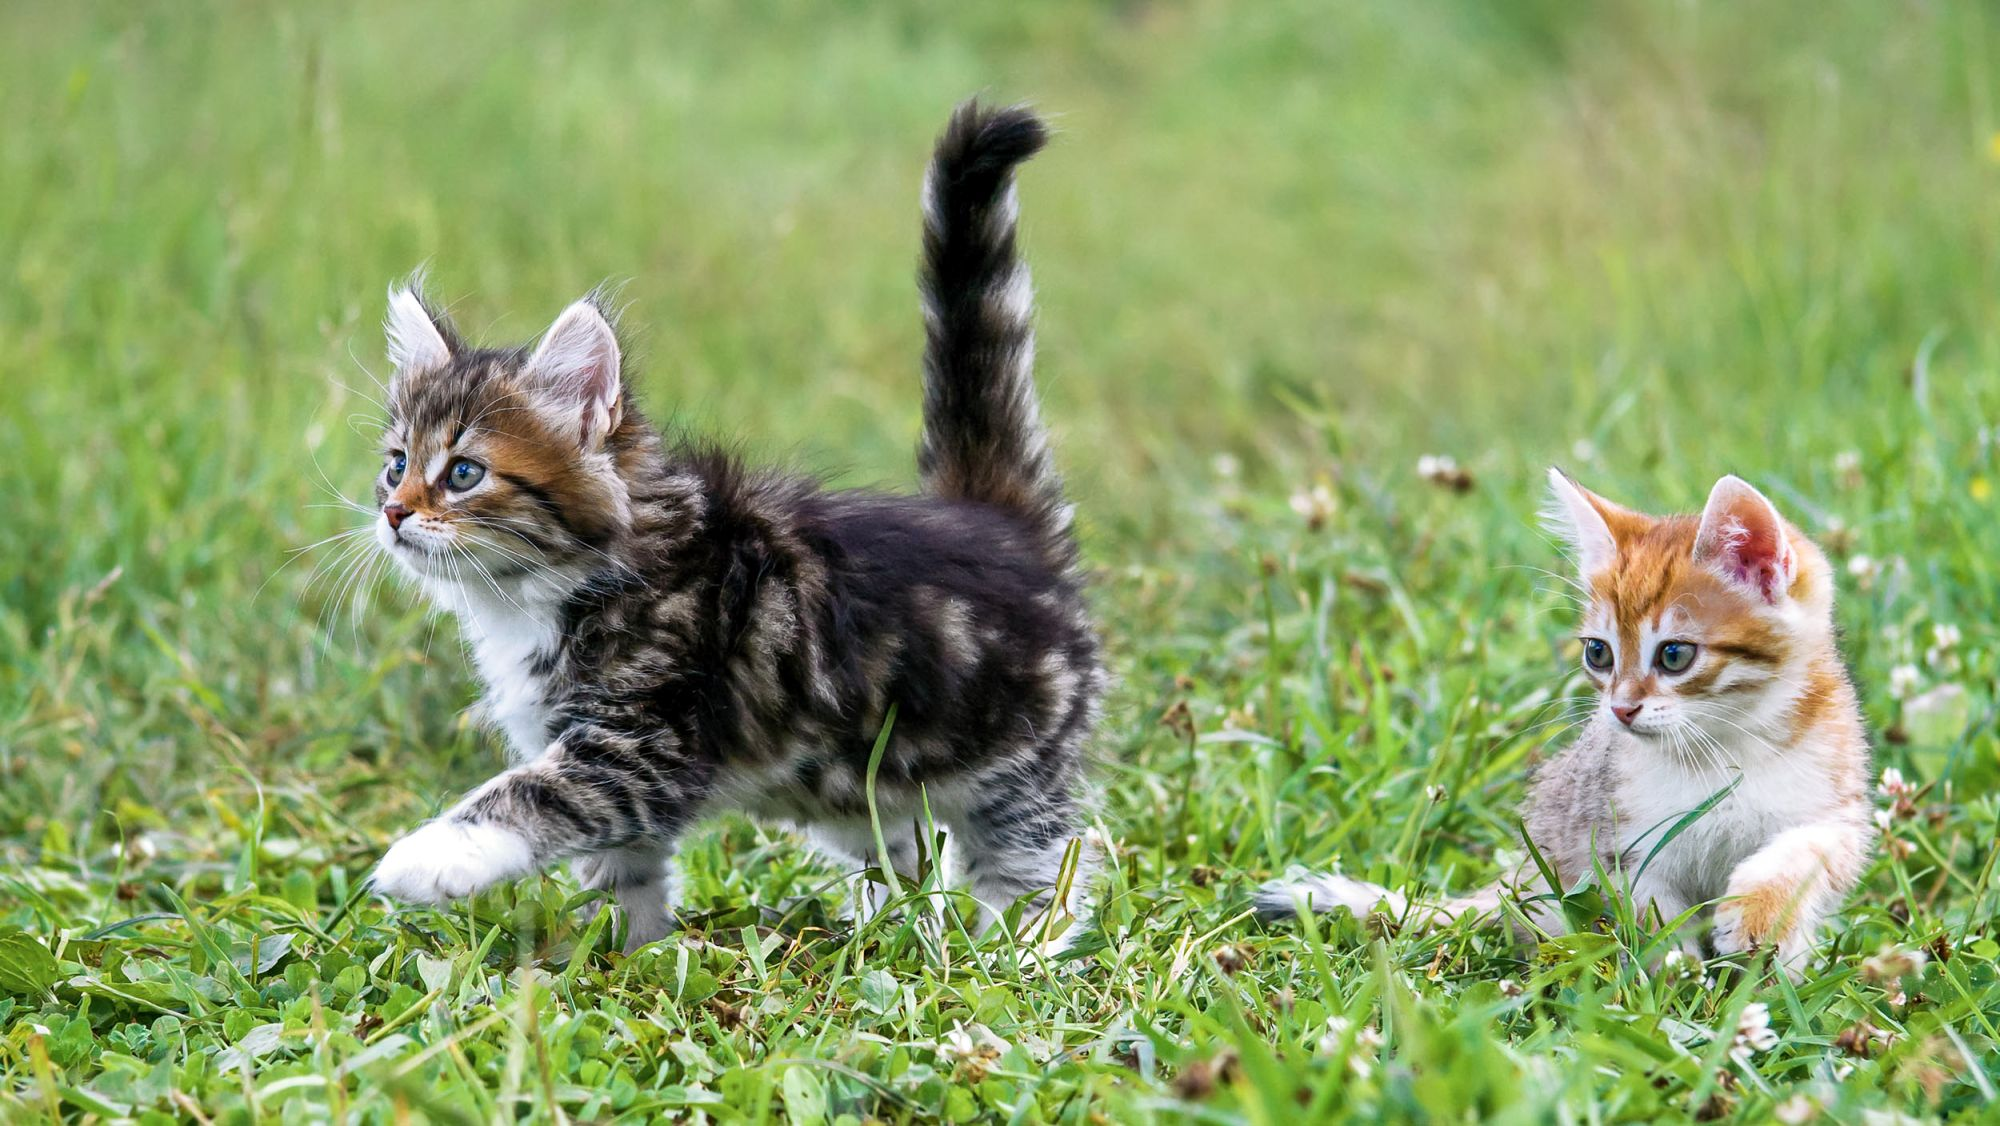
1590,515 -> 1699,635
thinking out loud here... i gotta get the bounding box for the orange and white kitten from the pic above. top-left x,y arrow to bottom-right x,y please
1260,470 -> 1875,976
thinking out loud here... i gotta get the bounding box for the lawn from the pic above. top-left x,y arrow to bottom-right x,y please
3,1 -> 1999,1121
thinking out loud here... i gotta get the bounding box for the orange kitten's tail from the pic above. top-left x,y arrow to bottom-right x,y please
1254,868 -> 1503,930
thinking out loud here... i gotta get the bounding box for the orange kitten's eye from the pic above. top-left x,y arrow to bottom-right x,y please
1656,641 -> 1698,674
1582,638 -> 1613,671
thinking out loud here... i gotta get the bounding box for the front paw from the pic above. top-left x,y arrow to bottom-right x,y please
1713,895 -> 1811,978
372,820 -> 536,905
1711,897 -> 1756,957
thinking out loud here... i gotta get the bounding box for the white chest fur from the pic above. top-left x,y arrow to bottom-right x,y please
1613,734 -> 1842,903
426,576 -> 569,763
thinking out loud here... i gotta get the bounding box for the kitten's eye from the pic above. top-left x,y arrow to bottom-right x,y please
1582,638 -> 1614,671
1656,641 -> 1698,674
386,452 -> 407,486
445,459 -> 486,491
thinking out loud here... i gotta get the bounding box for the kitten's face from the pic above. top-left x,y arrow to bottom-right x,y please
372,286 -> 628,588
1547,471 -> 1832,755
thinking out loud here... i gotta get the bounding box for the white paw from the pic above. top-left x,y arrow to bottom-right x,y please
372,820 -> 536,905
1255,871 -> 1405,919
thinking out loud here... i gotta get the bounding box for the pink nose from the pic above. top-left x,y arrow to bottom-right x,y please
384,503 -> 411,530
1613,703 -> 1643,726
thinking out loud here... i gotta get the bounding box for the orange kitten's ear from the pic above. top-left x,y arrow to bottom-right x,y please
1694,475 -> 1796,603
526,296 -> 623,448
385,279 -> 455,376
1544,468 -> 1634,578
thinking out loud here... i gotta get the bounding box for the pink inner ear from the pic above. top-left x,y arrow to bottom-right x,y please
1716,515 -> 1792,602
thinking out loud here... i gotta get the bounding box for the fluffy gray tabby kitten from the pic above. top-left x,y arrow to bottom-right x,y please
364,101 -> 1103,951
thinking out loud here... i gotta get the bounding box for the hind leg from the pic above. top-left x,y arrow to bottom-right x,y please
573,842 -> 678,953
953,783 -> 1095,952
806,818 -> 935,922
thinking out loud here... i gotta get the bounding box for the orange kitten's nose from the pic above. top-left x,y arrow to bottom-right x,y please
384,503 -> 412,531
1612,703 -> 1643,726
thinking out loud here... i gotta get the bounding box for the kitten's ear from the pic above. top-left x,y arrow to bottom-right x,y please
385,282 -> 455,375
526,297 -> 623,447
1694,475 -> 1796,603
1544,467 -> 1634,578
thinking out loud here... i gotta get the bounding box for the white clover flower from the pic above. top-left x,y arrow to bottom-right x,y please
1833,450 -> 1863,489
1728,1002 -> 1779,1065
111,833 -> 159,863
937,1021 -> 1008,1068
1774,1094 -> 1818,1123
1425,784 -> 1448,804
1932,624 -> 1962,650
1572,438 -> 1599,464
1878,767 -> 1913,799
1887,664 -> 1921,701
1846,554 -> 1880,590
1873,808 -> 1893,832
1289,484 -> 1336,529
1211,453 -> 1241,479
1316,1016 -> 1384,1077
939,1024 -> 974,1058
1658,948 -> 1702,984
1416,454 -> 1472,491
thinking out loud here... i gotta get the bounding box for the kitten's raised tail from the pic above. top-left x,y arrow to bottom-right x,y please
1254,868 -> 1503,931
916,100 -> 1074,564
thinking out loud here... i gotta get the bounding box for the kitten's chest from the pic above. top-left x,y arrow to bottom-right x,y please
1613,754 -> 1822,899
455,594 -> 565,763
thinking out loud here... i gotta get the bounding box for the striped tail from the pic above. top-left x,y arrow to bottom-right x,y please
916,99 -> 1074,565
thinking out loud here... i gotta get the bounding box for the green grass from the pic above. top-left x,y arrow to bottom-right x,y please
4,1 -> 1999,1121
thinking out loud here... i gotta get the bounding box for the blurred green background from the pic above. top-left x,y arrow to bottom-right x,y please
11,0 -> 1998,797
4,2 -> 1999,1120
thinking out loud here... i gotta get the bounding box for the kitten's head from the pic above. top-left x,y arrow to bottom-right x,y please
1544,469 -> 1834,752
372,281 -> 633,587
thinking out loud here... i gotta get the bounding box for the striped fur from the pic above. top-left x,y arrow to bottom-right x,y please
916,103 -> 1073,570
364,100 -> 1102,953
1260,472 -> 1874,977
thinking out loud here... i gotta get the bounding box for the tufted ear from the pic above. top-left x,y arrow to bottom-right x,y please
384,281 -> 456,376
1544,468 -> 1640,578
1693,475 -> 1796,603
525,296 -> 623,447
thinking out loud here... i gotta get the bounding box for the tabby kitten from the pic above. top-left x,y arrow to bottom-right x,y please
365,101 -> 1103,951
1259,471 -> 1875,975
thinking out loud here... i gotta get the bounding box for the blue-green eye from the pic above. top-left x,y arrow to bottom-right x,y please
1656,641 -> 1698,674
446,459 -> 486,491
386,452 -> 406,485
1582,638 -> 1614,671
